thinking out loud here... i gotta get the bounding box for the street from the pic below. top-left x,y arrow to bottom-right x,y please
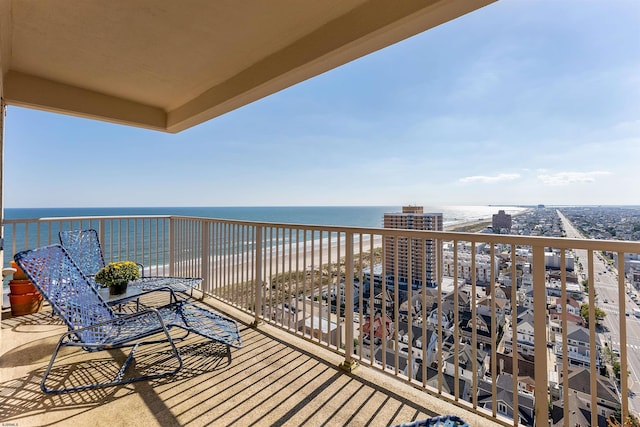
558,210 -> 639,414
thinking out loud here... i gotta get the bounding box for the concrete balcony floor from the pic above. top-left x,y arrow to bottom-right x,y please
1,294 -> 501,427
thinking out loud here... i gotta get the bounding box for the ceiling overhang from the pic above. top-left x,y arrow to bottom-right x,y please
1,0 -> 495,133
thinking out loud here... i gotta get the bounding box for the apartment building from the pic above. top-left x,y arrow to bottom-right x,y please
384,206 -> 443,287
492,210 -> 512,233
442,245 -> 498,283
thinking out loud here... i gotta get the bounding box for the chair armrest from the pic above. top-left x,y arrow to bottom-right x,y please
136,262 -> 145,278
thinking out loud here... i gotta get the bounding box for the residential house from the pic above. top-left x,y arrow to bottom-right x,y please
493,352 -> 537,395
555,324 -> 601,368
417,365 -> 471,402
548,296 -> 586,341
397,323 -> 436,357
427,307 -> 453,330
478,374 -> 536,427
476,295 -> 510,319
551,392 -> 608,427
503,310 -> 536,356
551,367 -> 620,420
460,312 -> 504,350
442,288 -> 472,313
443,343 -> 489,384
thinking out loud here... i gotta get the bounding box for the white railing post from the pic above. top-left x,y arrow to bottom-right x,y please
618,251 -> 629,423
201,220 -> 210,298
0,99 -> 5,271
98,219 -> 105,255
587,250 -> 598,427
532,244 -> 549,427
169,217 -> 176,276
252,225 -> 263,327
340,231 -> 358,372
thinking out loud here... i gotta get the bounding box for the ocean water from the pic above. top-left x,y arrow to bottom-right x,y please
5,205 -> 526,228
2,205 -> 526,293
2,205 -> 526,270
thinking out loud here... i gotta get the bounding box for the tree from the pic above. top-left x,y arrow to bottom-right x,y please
580,303 -> 606,326
602,346 -> 617,366
613,360 -> 621,378
611,407 -> 640,426
581,279 -> 589,292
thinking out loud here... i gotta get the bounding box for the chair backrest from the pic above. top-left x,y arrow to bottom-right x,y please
14,244 -> 115,343
59,229 -> 106,277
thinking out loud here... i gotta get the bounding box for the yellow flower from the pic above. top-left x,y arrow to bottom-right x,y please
95,260 -> 140,287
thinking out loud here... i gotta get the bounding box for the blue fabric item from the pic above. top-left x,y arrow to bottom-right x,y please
393,415 -> 470,427
59,229 -> 106,278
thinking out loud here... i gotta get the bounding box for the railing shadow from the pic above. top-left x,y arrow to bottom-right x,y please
0,332 -> 233,424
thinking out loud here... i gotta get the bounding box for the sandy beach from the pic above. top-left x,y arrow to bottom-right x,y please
160,217 -> 495,289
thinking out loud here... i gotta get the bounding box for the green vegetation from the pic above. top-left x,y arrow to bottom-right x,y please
613,360 -> 622,378
581,279 -> 589,292
449,220 -> 491,233
580,303 -> 606,326
612,408 -> 640,427
261,247 -> 383,309
602,346 -> 617,366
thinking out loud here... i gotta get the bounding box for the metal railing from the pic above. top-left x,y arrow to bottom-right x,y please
3,214 -> 639,427
3,215 -> 172,276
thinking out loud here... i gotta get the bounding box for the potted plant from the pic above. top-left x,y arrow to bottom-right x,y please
95,261 -> 140,295
8,260 -> 43,316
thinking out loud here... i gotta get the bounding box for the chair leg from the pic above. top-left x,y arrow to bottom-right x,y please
41,328 -> 183,394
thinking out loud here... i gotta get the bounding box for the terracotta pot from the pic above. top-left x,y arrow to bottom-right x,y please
9,279 -> 38,295
9,292 -> 43,316
10,260 -> 28,280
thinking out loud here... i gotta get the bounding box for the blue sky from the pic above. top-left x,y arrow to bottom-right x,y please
5,0 -> 639,208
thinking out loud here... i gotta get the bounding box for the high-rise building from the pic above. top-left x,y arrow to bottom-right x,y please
383,206 -> 443,287
492,210 -> 512,233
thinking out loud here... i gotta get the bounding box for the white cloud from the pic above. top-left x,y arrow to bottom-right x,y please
459,173 -> 521,184
612,120 -> 640,135
537,171 -> 611,186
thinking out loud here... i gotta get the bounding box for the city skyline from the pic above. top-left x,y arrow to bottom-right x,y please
4,0 -> 639,208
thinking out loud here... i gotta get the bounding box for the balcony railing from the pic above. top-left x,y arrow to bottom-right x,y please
3,214 -> 639,427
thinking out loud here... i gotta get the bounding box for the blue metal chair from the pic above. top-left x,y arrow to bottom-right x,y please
60,229 -> 198,299
14,244 -> 242,394
58,229 -> 107,280
59,228 -> 147,287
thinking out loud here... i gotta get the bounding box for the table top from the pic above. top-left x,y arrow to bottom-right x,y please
129,276 -> 202,293
98,285 -> 143,303
99,276 -> 202,304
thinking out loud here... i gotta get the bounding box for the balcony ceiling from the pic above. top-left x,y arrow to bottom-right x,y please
0,0 -> 494,133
